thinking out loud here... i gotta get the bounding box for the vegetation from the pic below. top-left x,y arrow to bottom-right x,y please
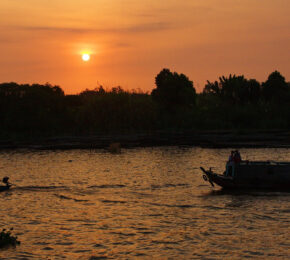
0,228 -> 20,248
152,68 -> 196,109
0,69 -> 289,140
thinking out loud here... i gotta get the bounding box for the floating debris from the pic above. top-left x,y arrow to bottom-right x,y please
108,142 -> 121,154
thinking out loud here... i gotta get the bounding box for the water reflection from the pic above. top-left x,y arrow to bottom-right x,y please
0,147 -> 289,259
206,189 -> 290,197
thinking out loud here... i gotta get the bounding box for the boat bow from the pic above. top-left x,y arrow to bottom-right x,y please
200,167 -> 215,187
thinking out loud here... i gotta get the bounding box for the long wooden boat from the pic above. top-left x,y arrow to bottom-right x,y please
0,184 -> 11,192
201,161 -> 290,190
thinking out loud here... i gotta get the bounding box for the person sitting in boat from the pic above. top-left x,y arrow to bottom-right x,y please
2,176 -> 10,187
233,150 -> 242,163
228,151 -> 234,162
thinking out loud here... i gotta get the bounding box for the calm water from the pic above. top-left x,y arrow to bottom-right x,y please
0,147 -> 289,259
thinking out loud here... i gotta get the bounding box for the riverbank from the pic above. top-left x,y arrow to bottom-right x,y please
0,130 -> 289,150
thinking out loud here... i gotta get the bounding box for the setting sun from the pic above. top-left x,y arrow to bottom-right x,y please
82,53 -> 90,61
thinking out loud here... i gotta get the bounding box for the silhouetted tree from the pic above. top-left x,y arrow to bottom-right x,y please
203,80 -> 220,95
0,82 -> 66,135
0,70 -> 289,139
151,68 -> 196,109
262,71 -> 289,102
204,75 -> 261,106
246,79 -> 261,104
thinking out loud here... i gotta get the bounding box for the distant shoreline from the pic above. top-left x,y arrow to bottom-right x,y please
0,130 -> 289,150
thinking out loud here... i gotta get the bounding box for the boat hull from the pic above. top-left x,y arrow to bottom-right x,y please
0,185 -> 11,192
201,167 -> 290,190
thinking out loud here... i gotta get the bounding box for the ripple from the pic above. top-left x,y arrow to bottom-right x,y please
139,231 -> 155,234
203,205 -> 224,210
1,147 -> 290,259
88,184 -> 126,189
225,202 -> 245,208
101,199 -> 127,204
56,242 -> 74,245
150,183 -> 189,189
94,244 -> 106,248
112,241 -> 134,245
252,213 -> 277,221
89,256 -> 108,260
65,218 -> 97,224
42,246 -> 54,250
110,232 -> 136,237
152,240 -> 179,245
26,220 -> 41,225
134,253 -> 148,257
54,194 -> 89,202
74,249 -> 91,253
243,250 -> 264,256
34,242 -> 50,245
280,209 -> 290,213
148,202 -> 195,208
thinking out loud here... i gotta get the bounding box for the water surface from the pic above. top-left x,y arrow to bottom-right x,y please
0,147 -> 289,259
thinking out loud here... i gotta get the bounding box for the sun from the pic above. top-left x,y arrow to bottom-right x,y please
82,53 -> 90,61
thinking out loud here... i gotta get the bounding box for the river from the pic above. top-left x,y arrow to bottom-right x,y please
0,147 -> 289,259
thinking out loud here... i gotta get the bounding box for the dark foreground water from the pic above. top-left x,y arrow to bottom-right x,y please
0,147 -> 289,259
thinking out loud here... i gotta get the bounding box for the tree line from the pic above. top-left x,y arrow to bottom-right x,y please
0,69 -> 289,138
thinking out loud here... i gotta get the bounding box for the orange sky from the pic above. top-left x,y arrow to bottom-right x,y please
0,0 -> 289,94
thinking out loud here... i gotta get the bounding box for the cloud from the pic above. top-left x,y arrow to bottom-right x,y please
13,22 -> 172,35
111,42 -> 132,48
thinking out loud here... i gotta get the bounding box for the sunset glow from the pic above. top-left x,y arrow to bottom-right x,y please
0,0 -> 289,93
0,2 -> 289,258
82,53 -> 90,62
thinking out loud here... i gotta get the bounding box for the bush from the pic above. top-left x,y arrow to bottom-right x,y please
0,228 -> 20,248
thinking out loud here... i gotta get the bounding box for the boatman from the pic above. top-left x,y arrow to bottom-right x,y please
234,150 -> 242,163
228,151 -> 235,162
2,176 -> 10,187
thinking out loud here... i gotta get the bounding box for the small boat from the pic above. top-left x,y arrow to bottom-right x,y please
0,184 -> 11,192
0,177 -> 12,192
201,161 -> 290,190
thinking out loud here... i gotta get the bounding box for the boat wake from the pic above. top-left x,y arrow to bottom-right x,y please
87,184 -> 126,189
54,194 -> 89,202
15,185 -> 70,192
